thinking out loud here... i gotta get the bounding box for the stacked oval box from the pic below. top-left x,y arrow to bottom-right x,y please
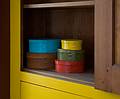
27,39 -> 60,70
56,39 -> 84,73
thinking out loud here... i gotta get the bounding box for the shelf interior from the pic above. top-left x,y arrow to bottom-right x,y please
21,4 -> 94,85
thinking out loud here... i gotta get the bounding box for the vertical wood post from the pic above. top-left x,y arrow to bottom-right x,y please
95,0 -> 114,91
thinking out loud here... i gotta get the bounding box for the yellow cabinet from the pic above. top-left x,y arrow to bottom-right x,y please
21,72 -> 120,99
21,82 -> 88,99
10,0 -> 120,99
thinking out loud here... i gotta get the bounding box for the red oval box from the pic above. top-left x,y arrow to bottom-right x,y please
55,60 -> 84,73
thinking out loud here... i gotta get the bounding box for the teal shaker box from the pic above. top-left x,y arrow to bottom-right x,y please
29,39 -> 60,53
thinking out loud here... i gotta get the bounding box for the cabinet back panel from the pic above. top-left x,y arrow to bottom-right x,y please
23,8 -> 94,71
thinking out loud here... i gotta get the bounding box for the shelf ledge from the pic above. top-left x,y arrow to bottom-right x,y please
24,1 -> 94,8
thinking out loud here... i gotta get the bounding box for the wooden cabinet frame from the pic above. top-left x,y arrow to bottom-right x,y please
95,0 -> 114,92
22,0 -> 120,94
95,0 -> 120,94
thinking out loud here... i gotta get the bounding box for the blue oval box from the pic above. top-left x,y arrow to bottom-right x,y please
29,39 -> 60,53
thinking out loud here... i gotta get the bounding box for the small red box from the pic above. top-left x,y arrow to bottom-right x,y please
55,60 -> 84,73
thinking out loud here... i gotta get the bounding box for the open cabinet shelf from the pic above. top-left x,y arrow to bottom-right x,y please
9,0 -> 119,97
24,1 -> 94,8
21,0 -> 94,86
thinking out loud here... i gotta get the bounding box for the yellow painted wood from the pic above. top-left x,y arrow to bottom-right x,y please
21,71 -> 94,98
21,71 -> 120,99
21,82 -> 88,99
10,0 -> 21,99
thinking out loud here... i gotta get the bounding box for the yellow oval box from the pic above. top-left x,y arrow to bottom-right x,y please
61,39 -> 82,50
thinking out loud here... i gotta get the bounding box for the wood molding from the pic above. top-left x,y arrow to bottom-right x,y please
111,0 -> 120,95
95,0 -> 114,91
0,0 -> 10,99
24,1 -> 94,8
115,0 -> 120,64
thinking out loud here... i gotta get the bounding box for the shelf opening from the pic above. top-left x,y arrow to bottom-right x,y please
21,7 -> 94,85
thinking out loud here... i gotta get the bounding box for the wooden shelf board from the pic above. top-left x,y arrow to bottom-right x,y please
22,68 -> 94,86
24,1 -> 94,8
